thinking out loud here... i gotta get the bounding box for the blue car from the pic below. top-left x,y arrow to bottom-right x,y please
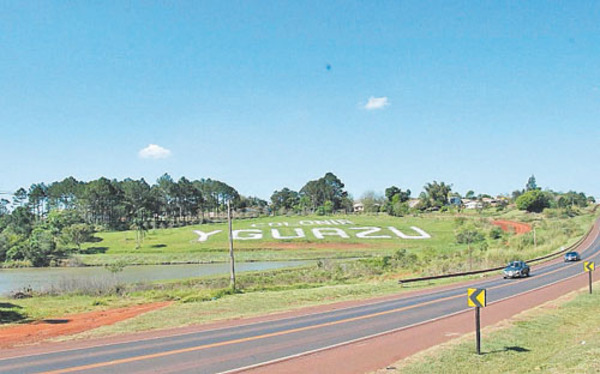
564,251 -> 581,262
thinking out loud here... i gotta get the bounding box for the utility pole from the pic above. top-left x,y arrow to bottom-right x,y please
227,200 -> 236,291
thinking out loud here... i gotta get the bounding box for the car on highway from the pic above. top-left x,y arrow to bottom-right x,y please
503,260 -> 530,279
564,251 -> 581,262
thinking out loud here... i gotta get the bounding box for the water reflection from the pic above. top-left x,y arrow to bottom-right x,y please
0,261 -> 310,295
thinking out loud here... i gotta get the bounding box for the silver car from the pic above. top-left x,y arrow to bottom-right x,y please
503,261 -> 530,279
564,251 -> 581,262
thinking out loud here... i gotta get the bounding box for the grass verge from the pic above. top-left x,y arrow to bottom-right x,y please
58,273 -> 484,342
374,283 -> 600,374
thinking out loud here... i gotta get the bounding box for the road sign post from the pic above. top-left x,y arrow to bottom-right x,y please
584,261 -> 595,294
475,306 -> 481,355
467,288 -> 486,355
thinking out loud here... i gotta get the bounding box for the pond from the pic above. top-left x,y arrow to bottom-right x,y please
0,260 -> 311,295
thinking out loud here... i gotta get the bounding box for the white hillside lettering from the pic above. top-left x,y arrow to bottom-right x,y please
193,230 -> 222,242
388,226 -> 431,239
271,228 -> 306,240
192,225 -> 431,242
312,228 -> 350,239
348,227 -> 391,239
233,229 -> 263,240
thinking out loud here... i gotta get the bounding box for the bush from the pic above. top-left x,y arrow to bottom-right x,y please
489,226 -> 504,240
455,227 -> 485,245
454,217 -> 467,226
25,229 -> 67,267
516,190 -> 550,213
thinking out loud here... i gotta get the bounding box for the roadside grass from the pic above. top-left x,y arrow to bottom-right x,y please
0,294 -> 146,323
374,285 -> 600,374
57,272 -> 487,341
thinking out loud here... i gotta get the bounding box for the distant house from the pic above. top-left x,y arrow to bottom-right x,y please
353,202 -> 381,213
408,199 -> 421,209
482,197 -> 499,206
463,200 -> 483,210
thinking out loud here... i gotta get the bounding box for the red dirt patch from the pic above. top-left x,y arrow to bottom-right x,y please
262,242 -> 373,250
0,301 -> 171,348
492,220 -> 532,234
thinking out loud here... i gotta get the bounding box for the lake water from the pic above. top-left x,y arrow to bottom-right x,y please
0,261 -> 311,295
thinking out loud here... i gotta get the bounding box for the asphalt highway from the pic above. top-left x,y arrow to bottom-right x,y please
1,228 -> 599,374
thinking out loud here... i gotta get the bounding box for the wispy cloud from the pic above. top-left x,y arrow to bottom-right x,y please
138,144 -> 171,159
364,96 -> 390,110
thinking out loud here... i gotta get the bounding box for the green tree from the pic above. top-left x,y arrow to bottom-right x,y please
270,188 -> 300,213
384,186 -> 410,215
156,173 -> 177,223
299,172 -> 348,212
557,191 -> 588,208
25,228 -> 65,267
516,190 -> 550,213
391,194 -> 410,216
28,183 -> 48,221
0,198 -> 9,217
489,226 -> 504,240
176,177 -> 203,221
60,223 -> 94,250
0,233 -> 9,262
320,200 -> 334,215
384,186 -> 401,201
6,207 -> 34,236
44,210 -> 84,235
131,217 -> 148,249
455,227 -> 485,270
421,181 -> 452,209
12,188 -> 28,208
82,177 -> 121,227
526,175 -> 538,191
47,176 -> 82,210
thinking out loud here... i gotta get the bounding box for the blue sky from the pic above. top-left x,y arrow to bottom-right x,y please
1,1 -> 599,200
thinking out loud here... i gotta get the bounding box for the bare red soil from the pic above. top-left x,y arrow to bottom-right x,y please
491,220 -> 532,234
0,302 -> 171,348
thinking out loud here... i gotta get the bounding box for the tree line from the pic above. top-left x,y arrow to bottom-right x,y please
0,172 -> 595,266
0,173 -> 267,265
347,175 -> 595,215
0,172 -> 353,265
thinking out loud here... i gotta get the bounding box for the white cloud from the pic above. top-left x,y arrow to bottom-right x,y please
364,96 -> 390,110
138,144 -> 171,159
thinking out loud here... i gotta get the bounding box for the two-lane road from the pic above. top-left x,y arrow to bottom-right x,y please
2,223 -> 599,373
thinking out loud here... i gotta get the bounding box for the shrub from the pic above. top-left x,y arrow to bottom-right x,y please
489,226 -> 504,240
516,190 -> 550,213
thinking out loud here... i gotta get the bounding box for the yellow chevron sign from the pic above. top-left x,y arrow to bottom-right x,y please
584,261 -> 595,272
467,288 -> 486,308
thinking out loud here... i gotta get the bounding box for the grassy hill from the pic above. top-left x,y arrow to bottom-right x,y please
78,209 -> 596,268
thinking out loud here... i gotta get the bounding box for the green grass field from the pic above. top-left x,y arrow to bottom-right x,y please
80,214 -> 458,263
78,210 -> 596,269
